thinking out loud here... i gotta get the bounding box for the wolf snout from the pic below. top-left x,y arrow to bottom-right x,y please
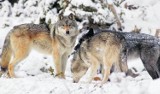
66,31 -> 70,34
73,80 -> 78,83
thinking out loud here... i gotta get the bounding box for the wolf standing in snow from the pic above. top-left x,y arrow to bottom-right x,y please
100,29 -> 160,79
0,13 -> 79,78
82,22 -> 160,80
71,28 -> 128,85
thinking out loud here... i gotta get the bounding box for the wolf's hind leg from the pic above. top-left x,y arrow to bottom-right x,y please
8,48 -> 30,78
101,60 -> 112,85
8,36 -> 30,78
140,47 -> 160,79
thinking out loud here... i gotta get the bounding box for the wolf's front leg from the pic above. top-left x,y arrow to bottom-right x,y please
120,52 -> 128,73
61,53 -> 68,76
52,49 -> 64,78
86,53 -> 99,83
86,64 -> 99,83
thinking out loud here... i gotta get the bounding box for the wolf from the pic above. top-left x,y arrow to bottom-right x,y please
71,28 -> 128,85
80,22 -> 160,80
99,29 -> 160,79
0,13 -> 79,78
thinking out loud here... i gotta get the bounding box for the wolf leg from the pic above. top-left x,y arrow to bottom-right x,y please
140,46 -> 160,79
87,64 -> 99,83
52,48 -> 64,78
61,53 -> 68,74
8,54 -> 28,77
8,46 -> 29,78
53,52 -> 63,78
8,34 -> 30,78
86,53 -> 99,83
101,58 -> 112,85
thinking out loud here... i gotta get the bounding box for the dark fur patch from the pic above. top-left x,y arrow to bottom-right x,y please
74,28 -> 94,51
0,67 -> 7,72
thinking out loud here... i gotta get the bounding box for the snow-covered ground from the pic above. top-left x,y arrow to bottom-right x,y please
0,0 -> 160,94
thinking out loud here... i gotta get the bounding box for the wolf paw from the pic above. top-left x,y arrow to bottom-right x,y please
55,72 -> 65,79
0,71 -> 10,78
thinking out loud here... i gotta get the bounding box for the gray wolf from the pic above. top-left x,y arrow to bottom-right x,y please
100,29 -> 160,79
0,13 -> 79,78
80,24 -> 160,79
122,32 -> 160,79
71,28 -> 128,85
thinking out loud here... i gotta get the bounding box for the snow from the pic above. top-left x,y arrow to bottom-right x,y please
0,72 -> 158,94
0,0 -> 160,94
120,0 -> 160,34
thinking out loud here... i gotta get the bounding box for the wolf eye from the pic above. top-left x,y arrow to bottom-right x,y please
61,25 -> 65,28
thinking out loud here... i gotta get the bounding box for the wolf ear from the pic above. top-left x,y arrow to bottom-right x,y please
68,13 -> 75,20
50,24 -> 56,38
58,13 -> 64,20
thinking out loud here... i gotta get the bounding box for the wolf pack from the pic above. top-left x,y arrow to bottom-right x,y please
0,13 -> 160,85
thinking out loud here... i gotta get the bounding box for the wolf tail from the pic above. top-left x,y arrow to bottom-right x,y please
0,32 -> 12,71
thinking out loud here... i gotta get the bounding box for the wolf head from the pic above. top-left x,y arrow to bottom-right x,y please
71,52 -> 89,83
55,13 -> 79,37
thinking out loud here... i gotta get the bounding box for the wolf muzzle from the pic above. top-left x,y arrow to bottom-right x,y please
66,31 -> 70,34
73,80 -> 78,83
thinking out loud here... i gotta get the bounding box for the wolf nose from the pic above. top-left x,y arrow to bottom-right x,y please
66,31 -> 70,34
73,80 -> 76,83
